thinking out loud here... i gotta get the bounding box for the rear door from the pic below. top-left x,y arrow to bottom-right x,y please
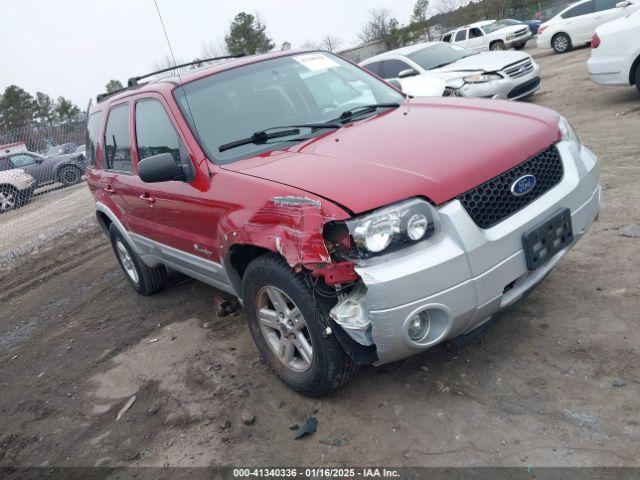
561,0 -> 597,43
101,102 -> 144,233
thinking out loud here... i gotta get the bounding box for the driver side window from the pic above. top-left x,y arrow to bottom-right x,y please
469,28 -> 484,38
10,154 -> 37,168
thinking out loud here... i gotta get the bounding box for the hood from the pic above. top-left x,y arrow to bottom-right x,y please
222,98 -> 560,214
431,51 -> 532,77
496,24 -> 530,35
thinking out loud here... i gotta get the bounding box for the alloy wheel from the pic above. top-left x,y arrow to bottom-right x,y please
554,36 -> 568,52
256,286 -> 313,372
0,190 -> 16,213
115,239 -> 139,284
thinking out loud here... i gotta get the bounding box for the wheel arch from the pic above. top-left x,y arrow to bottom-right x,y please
225,243 -> 277,296
629,53 -> 640,85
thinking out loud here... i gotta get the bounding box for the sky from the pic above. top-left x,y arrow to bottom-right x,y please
0,0 -> 420,108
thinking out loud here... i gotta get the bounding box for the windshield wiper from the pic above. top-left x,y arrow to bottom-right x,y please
429,62 -> 454,70
219,123 -> 340,153
335,102 -> 400,123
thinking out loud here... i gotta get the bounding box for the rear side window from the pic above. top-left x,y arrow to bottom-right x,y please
104,104 -> 132,173
135,99 -> 184,166
381,60 -> 413,79
10,154 -> 37,167
363,61 -> 384,76
85,111 -> 102,168
455,30 -> 467,41
441,33 -> 453,42
562,1 -> 595,17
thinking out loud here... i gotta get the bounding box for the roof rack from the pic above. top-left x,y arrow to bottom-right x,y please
127,53 -> 246,87
96,53 -> 246,103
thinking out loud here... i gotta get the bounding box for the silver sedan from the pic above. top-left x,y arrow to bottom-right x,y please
360,42 -> 540,100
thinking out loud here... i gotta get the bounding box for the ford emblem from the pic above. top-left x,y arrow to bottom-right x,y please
511,175 -> 536,196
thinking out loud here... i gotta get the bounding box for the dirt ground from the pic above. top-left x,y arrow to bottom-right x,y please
1,46 -> 639,470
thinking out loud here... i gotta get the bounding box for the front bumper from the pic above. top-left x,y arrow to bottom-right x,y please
335,142 -> 600,365
459,61 -> 541,100
505,30 -> 533,48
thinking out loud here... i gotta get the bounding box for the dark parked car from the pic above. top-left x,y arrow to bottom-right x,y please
46,142 -> 78,157
501,18 -> 543,35
0,150 -> 86,187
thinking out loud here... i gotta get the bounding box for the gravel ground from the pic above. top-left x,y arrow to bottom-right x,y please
1,46 -> 639,469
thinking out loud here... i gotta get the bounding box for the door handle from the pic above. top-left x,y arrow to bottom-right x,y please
139,193 -> 155,206
104,185 -> 115,194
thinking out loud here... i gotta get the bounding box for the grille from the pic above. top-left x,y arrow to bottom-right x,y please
507,77 -> 540,99
457,145 -> 564,229
515,28 -> 529,37
503,58 -> 534,79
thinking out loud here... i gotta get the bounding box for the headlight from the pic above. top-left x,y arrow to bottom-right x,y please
558,116 -> 581,151
324,198 -> 443,260
463,73 -> 502,84
506,33 -> 515,40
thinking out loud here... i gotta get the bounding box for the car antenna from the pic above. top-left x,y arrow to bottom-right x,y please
151,0 -> 207,148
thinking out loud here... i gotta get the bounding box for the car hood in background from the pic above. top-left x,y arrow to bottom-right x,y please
431,51 -> 532,76
223,98 -> 560,214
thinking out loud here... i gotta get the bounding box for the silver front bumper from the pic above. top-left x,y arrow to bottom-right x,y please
460,60 -> 540,100
339,142 -> 600,365
505,30 -> 533,48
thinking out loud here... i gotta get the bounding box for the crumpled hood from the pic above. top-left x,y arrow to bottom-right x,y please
431,51 -> 532,77
223,98 -> 560,214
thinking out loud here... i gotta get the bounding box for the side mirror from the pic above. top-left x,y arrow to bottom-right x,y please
398,68 -> 419,79
616,1 -> 630,6
387,79 -> 403,91
138,153 -> 188,183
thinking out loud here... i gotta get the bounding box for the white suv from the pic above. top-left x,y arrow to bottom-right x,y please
588,8 -> 640,91
0,168 -> 36,213
537,0 -> 640,53
441,20 -> 533,51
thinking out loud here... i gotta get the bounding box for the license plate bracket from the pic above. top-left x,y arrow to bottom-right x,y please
522,208 -> 573,270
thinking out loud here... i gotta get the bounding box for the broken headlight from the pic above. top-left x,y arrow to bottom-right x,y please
324,198 -> 443,260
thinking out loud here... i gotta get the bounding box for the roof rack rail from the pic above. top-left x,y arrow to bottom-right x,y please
96,53 -> 246,104
127,53 -> 246,87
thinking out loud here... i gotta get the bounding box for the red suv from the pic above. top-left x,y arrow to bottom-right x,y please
86,51 -> 600,396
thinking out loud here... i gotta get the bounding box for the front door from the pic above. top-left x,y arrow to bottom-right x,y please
131,95 -> 230,290
9,153 -> 49,185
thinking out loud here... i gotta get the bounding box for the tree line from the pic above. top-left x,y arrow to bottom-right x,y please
0,86 -> 84,131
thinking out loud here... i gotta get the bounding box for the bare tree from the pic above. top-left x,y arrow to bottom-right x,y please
433,0 -> 461,14
320,35 -> 342,52
300,40 -> 321,50
358,8 -> 402,49
201,39 -> 228,58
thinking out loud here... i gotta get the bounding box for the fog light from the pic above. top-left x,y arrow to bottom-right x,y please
408,311 -> 430,341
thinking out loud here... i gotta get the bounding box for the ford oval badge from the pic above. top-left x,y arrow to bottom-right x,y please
511,175 -> 536,196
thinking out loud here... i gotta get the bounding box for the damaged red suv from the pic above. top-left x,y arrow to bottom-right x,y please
86,51 -> 600,396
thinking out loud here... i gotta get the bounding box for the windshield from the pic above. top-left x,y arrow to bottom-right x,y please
482,20 -> 513,33
174,52 -> 404,163
408,44 -> 476,70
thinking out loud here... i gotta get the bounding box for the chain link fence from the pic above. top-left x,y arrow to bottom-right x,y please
0,120 -> 96,272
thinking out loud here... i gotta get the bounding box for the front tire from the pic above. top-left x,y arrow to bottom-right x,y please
490,41 -> 505,51
513,43 -> 525,50
242,254 -> 357,396
109,225 -> 167,295
0,186 -> 18,213
552,33 -> 571,54
59,166 -> 82,186
635,62 -> 640,95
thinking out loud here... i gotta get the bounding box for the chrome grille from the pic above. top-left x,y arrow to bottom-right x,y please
503,59 -> 534,79
515,28 -> 529,37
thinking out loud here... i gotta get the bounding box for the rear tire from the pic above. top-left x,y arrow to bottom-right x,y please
109,224 -> 167,295
490,41 -> 505,51
514,43 -> 525,50
242,253 -> 357,396
0,185 -> 18,213
552,33 -> 571,54
58,166 -> 82,186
